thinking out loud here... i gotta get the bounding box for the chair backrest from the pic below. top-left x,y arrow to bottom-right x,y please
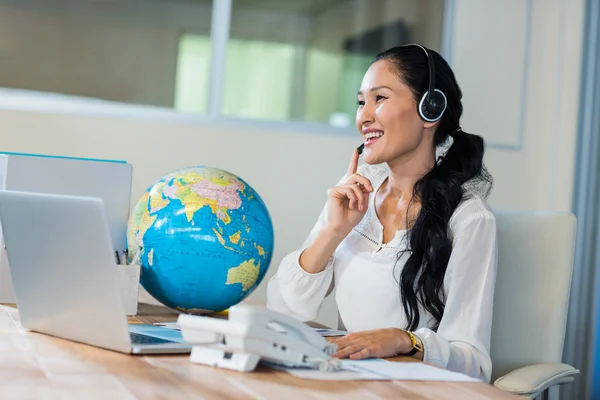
490,209 -> 577,381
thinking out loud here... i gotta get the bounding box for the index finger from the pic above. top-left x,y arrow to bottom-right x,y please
347,148 -> 360,177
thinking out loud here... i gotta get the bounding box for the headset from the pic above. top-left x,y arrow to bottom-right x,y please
403,44 -> 447,123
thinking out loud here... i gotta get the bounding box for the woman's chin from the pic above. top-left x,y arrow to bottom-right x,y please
364,154 -> 396,167
362,154 -> 380,165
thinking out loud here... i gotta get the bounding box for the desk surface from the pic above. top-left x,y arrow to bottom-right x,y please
0,303 -> 521,400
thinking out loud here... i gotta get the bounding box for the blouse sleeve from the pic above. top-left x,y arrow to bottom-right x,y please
414,210 -> 498,382
265,203 -> 335,322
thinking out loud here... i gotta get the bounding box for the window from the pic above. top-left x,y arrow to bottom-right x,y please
0,0 -> 213,111
0,0 -> 446,129
175,35 -> 297,120
175,35 -> 212,115
219,0 -> 447,126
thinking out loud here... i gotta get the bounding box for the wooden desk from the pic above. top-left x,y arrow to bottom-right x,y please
0,304 -> 521,400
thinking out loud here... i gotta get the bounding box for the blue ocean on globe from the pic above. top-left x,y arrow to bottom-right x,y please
127,166 -> 274,313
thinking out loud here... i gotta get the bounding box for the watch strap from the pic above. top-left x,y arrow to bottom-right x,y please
401,330 -> 423,356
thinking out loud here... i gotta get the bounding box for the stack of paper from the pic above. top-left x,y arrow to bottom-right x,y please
270,358 -> 480,382
312,328 -> 347,337
154,324 -> 349,338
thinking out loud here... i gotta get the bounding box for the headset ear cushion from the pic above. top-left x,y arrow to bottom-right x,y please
418,89 -> 447,122
428,90 -> 447,113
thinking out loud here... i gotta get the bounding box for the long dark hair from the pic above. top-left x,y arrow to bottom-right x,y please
373,45 -> 493,331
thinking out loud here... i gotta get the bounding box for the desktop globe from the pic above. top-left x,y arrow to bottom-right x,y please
126,166 -> 274,314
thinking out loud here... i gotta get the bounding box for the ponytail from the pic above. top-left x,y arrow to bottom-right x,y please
372,44 -> 493,331
398,128 -> 492,331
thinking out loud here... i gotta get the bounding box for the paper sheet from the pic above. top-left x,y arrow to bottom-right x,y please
154,322 -> 180,330
312,328 -> 347,337
270,358 -> 480,382
153,323 -> 348,337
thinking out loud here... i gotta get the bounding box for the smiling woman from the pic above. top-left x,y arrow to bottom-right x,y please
266,44 -> 497,382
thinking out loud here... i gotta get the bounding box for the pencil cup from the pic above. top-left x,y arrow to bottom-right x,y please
117,263 -> 141,316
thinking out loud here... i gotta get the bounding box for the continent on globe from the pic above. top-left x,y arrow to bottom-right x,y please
160,170 -> 245,224
149,182 -> 170,213
127,166 -> 274,314
226,259 -> 260,292
127,192 -> 157,250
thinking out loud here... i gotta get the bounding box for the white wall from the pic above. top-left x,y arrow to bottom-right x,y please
451,0 -> 583,212
0,0 -> 585,328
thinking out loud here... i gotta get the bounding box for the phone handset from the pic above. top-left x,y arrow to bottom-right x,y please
178,304 -> 342,372
232,305 -> 336,355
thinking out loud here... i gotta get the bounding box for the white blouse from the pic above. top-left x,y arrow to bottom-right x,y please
266,164 -> 498,382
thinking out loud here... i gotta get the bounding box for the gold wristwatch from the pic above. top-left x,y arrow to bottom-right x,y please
403,331 -> 424,357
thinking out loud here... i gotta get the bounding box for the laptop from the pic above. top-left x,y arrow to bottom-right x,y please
0,190 -> 192,354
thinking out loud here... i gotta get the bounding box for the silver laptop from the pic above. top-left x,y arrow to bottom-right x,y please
0,190 -> 191,354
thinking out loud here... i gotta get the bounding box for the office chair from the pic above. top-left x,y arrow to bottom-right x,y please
491,210 -> 580,399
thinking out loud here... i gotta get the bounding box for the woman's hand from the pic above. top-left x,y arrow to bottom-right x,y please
298,148 -> 373,274
325,149 -> 373,236
329,328 -> 412,360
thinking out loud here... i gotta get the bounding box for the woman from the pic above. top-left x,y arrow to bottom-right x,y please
266,44 -> 497,382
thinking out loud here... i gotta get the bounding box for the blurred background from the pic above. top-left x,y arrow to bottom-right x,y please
0,0 -> 597,398
0,0 -> 444,124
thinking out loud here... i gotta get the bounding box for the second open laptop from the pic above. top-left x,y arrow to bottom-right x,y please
0,190 -> 191,354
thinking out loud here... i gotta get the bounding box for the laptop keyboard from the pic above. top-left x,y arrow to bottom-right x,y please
130,332 -> 174,345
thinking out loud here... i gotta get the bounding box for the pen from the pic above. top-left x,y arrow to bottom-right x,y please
121,250 -> 128,265
115,250 -> 121,265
